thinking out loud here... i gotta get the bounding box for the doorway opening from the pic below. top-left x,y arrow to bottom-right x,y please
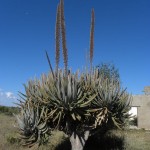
129,107 -> 138,127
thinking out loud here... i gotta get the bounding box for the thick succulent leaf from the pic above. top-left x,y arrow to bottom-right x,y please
71,113 -> 76,121
38,122 -> 47,130
111,117 -> 122,129
15,115 -> 25,130
80,93 -> 97,107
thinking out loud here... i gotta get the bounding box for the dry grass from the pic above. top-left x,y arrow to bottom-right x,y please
0,113 -> 150,150
124,129 -> 150,150
0,113 -> 69,150
0,113 -> 21,150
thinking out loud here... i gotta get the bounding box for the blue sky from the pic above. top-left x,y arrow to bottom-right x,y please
0,0 -> 150,106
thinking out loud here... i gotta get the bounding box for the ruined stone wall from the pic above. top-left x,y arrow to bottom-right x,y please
132,95 -> 150,129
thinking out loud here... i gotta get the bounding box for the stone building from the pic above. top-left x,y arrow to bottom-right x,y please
132,93 -> 150,129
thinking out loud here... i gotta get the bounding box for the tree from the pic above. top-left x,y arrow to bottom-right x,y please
96,63 -> 120,82
143,86 -> 150,95
15,1 -> 131,150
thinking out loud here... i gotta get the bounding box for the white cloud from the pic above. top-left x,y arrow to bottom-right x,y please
0,89 -> 17,106
5,92 -> 16,99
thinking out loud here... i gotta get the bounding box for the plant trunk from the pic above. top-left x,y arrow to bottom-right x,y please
70,131 -> 89,150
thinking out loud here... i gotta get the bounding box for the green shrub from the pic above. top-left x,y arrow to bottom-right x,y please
0,106 -> 20,116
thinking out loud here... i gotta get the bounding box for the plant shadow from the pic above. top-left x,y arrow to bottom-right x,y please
55,138 -> 71,150
55,130 -> 125,150
84,130 -> 125,150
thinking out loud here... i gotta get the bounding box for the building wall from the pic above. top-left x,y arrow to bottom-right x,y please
132,95 -> 150,129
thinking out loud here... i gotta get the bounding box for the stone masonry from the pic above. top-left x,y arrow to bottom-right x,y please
132,95 -> 150,129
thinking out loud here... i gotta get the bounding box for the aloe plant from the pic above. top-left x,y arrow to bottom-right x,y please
17,69 -> 130,149
15,102 -> 50,147
15,0 -> 131,149
17,70 -> 109,149
88,69 -> 131,131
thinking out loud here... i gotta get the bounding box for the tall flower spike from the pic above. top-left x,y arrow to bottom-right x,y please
45,50 -> 54,78
55,4 -> 61,74
90,9 -> 95,71
60,0 -> 68,76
